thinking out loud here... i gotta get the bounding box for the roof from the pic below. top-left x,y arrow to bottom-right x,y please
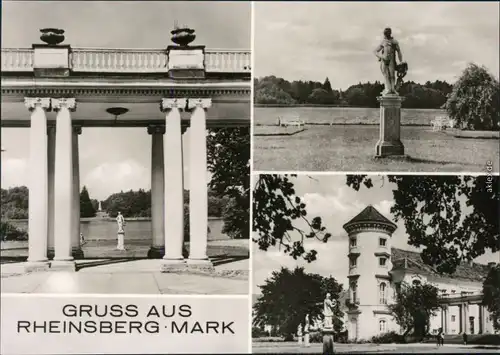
343,205 -> 397,230
391,247 -> 491,282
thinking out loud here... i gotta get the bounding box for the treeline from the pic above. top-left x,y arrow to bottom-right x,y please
254,76 -> 453,109
1,186 -> 228,219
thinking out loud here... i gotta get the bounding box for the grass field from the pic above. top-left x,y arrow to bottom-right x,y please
253,125 -> 499,172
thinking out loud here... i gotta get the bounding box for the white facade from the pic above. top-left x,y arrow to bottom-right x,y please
343,206 -> 496,341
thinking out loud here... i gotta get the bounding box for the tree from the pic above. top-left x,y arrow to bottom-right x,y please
253,267 -> 343,339
253,175 -> 331,262
346,175 -> 499,274
1,186 -> 29,219
80,186 -> 96,218
207,127 -> 250,239
482,264 -> 500,331
389,281 -> 440,339
444,63 -> 500,131
323,77 -> 333,93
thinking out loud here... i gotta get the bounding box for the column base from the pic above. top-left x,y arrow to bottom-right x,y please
148,246 -> 165,259
187,258 -> 215,272
47,248 -> 55,260
161,258 -> 187,273
72,247 -> 84,260
50,260 -> 76,271
375,140 -> 405,157
322,329 -> 335,355
24,260 -> 50,273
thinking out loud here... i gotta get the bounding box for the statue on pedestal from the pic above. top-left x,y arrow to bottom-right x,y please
303,314 -> 311,347
116,211 -> 126,250
374,27 -> 405,95
323,293 -> 336,330
297,323 -> 303,345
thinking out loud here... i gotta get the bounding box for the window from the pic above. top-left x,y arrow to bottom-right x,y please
451,315 -> 456,322
451,290 -> 456,294
350,238 -> 357,247
350,258 -> 357,268
351,282 -> 358,303
379,257 -> 387,267
379,283 -> 387,304
379,238 -> 387,247
379,319 -> 386,333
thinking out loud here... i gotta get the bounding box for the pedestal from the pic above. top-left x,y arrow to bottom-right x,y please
117,232 -> 125,251
375,95 -> 405,157
322,328 -> 335,354
304,333 -> 310,347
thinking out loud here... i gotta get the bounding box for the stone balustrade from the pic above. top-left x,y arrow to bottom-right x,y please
1,48 -> 34,71
1,48 -> 251,73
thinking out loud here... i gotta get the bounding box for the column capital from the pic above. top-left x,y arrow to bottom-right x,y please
25,97 -> 51,111
188,98 -> 212,110
72,125 -> 82,135
52,98 -> 77,112
160,98 -> 187,112
147,124 -> 166,135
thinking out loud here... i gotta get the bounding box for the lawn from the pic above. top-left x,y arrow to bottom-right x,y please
253,125 -> 500,172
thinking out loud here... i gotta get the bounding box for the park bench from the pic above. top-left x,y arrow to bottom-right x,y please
277,116 -> 305,128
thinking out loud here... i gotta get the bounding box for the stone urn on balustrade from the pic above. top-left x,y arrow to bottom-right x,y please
39,28 -> 65,46
170,27 -> 196,47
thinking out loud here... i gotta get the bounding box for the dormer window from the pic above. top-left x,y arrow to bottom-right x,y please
350,258 -> 357,268
379,257 -> 387,267
379,238 -> 386,247
350,238 -> 357,247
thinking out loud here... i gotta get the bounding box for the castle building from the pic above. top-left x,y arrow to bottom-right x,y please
343,205 -> 496,341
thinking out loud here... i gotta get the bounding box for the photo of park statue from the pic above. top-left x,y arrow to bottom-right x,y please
253,1 -> 499,172
252,174 -> 500,353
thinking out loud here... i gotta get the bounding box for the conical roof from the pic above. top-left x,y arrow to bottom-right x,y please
343,205 -> 397,231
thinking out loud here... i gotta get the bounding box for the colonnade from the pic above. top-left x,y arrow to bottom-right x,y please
24,97 -> 213,272
440,302 -> 489,335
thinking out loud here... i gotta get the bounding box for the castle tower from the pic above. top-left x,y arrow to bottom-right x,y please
342,205 -> 397,341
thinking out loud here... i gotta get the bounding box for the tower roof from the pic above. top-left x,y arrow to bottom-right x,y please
343,205 -> 397,232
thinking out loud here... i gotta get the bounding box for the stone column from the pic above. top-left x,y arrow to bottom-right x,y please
458,304 -> 463,334
375,95 -> 405,157
147,124 -> 166,259
443,306 -> 449,334
187,98 -> 213,271
71,125 -> 83,259
462,303 -> 469,334
47,125 -> 56,259
24,97 -> 51,272
51,98 -> 76,271
160,98 -> 187,271
479,305 -> 485,334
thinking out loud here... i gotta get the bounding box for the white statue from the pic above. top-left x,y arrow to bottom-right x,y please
116,212 -> 126,250
98,201 -> 102,212
297,324 -> 303,345
304,314 -> 311,347
323,293 -> 336,330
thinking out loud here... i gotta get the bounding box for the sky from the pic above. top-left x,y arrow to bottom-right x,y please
252,175 -> 500,295
254,1 -> 500,90
0,1 -> 250,200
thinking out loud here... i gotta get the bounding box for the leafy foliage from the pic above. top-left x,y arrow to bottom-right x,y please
80,186 -> 96,218
254,76 -> 452,108
0,220 -> 27,241
207,127 -> 250,239
389,281 -> 440,338
482,265 -> 500,331
371,331 -> 406,344
1,186 -> 29,219
347,175 -> 499,274
445,63 -> 500,131
253,267 -> 343,338
253,175 -> 331,262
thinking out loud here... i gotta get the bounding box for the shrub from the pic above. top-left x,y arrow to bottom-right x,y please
445,63 -> 500,131
371,331 -> 406,344
309,331 -> 323,343
252,327 -> 269,338
0,220 -> 28,241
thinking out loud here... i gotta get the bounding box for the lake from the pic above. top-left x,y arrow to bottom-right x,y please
254,107 -> 446,126
7,217 -> 228,242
